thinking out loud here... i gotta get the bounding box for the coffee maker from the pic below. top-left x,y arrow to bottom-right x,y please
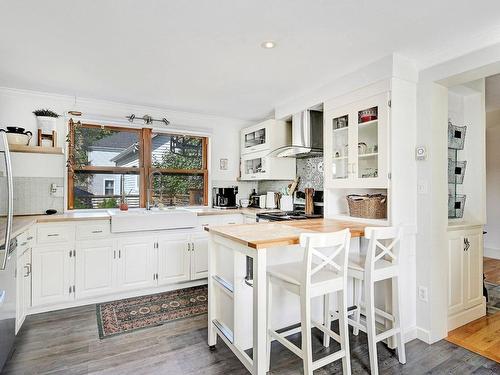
213,187 -> 238,209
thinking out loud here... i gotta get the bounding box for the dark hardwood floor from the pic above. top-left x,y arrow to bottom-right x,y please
3,304 -> 499,374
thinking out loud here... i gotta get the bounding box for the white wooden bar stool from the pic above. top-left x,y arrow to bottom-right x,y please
341,226 -> 406,375
266,229 -> 352,375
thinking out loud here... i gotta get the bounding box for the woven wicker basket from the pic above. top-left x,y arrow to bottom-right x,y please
346,194 -> 387,219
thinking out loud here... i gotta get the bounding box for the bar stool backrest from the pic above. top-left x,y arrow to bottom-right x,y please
299,229 -> 351,287
364,226 -> 402,277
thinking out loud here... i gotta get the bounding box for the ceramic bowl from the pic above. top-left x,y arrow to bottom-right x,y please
6,132 -> 31,145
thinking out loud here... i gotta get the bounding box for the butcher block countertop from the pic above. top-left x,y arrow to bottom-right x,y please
205,218 -> 371,249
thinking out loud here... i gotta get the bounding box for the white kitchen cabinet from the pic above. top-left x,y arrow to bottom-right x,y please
16,248 -> 31,333
447,226 -> 485,330
324,92 -> 389,189
240,151 -> 296,181
28,215 -> 242,313
240,119 -> 290,155
74,240 -> 115,300
191,232 -> 209,280
462,231 -> 484,309
240,119 -> 295,181
116,237 -> 156,292
36,223 -> 75,245
32,244 -> 74,307
157,234 -> 191,285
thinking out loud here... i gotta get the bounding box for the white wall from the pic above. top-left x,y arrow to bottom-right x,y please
485,109 -> 500,259
0,87 -> 252,203
415,41 -> 500,344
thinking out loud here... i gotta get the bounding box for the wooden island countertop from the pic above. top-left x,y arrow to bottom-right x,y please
205,218 -> 371,249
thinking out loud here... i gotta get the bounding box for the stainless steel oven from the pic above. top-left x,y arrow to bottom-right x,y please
0,131 -> 15,371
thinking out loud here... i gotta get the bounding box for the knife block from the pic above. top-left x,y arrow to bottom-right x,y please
305,188 -> 314,215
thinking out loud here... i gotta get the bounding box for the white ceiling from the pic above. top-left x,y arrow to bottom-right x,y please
486,74 -> 500,112
1,1 -> 500,120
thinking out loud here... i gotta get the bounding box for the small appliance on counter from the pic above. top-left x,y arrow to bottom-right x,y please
212,186 -> 238,209
259,194 -> 267,209
249,189 -> 260,208
266,191 -> 277,209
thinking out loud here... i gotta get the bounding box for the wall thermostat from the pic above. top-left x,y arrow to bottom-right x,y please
415,146 -> 427,161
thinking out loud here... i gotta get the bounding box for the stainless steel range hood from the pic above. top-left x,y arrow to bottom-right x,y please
268,110 -> 323,158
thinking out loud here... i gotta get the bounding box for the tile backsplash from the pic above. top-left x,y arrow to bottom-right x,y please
0,177 -> 64,215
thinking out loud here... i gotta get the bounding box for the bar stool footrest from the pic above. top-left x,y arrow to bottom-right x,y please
312,320 -> 341,344
268,329 -> 303,359
312,349 -> 346,371
376,327 -> 400,343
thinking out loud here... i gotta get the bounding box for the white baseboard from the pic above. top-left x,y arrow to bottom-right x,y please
404,326 -> 418,343
447,301 -> 486,331
484,247 -> 500,260
416,326 -> 432,344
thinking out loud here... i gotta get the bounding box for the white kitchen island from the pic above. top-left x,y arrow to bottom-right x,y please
206,219 -> 369,375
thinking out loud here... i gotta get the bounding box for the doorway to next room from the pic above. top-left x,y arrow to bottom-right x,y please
446,73 -> 500,363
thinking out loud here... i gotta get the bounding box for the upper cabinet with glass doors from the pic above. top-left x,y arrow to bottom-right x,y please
240,119 -> 295,180
240,119 -> 290,155
324,92 -> 389,188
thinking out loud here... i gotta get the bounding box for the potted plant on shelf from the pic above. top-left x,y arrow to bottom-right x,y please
33,109 -> 59,134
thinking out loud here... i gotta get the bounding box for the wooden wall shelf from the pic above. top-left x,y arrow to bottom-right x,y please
9,144 -> 64,155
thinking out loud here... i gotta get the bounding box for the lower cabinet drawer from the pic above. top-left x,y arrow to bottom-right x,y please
16,227 -> 35,254
76,221 -> 111,240
37,224 -> 75,244
198,216 -> 221,230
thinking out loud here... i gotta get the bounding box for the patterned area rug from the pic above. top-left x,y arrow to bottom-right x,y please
96,285 -> 207,339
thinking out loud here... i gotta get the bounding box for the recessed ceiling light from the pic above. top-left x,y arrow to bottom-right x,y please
261,41 -> 276,49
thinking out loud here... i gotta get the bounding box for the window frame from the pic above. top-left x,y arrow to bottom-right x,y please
67,120 -> 209,209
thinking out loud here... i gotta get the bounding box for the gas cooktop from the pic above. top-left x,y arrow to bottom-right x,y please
256,211 -> 323,222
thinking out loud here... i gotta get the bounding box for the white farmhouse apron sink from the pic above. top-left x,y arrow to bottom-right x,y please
108,208 -> 198,233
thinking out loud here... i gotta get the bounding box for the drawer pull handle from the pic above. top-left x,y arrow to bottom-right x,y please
91,230 -> 103,233
47,234 -> 59,237
27,236 -> 34,240
20,242 -> 28,246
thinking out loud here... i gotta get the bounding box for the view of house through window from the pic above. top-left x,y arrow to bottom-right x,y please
67,122 -> 208,209
150,133 -> 206,206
